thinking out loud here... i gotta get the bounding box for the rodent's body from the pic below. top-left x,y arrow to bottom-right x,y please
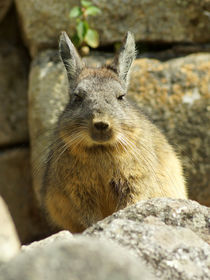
43,112 -> 186,232
40,32 -> 187,233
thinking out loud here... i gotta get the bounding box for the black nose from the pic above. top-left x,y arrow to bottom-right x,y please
94,121 -> 109,131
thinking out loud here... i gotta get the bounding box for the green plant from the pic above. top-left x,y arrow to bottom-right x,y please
69,0 -> 101,51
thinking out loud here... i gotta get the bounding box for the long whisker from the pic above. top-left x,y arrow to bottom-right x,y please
117,132 -> 167,196
121,132 -> 178,196
127,133 -> 179,189
31,124 -> 89,178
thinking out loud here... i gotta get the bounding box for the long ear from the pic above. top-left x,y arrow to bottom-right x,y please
110,32 -> 136,87
59,31 -> 83,90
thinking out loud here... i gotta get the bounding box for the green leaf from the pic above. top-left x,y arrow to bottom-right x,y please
84,29 -> 99,48
69,6 -> 82,18
83,20 -> 89,32
71,33 -> 81,47
76,21 -> 85,41
76,21 -> 89,41
86,6 -> 101,16
81,0 -> 92,8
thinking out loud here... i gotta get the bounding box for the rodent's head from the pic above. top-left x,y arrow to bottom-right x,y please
58,31 -> 137,152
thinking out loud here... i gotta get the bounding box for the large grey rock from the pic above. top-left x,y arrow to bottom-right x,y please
29,50 -> 210,206
15,0 -> 210,56
85,198 -> 210,245
0,237 -> 156,280
0,196 -> 20,264
0,0 -> 12,22
0,42 -> 28,146
0,148 -> 52,244
21,230 -> 73,252
84,198 -> 210,280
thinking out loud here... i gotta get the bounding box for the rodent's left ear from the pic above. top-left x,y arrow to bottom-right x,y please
59,31 -> 84,86
111,32 -> 136,87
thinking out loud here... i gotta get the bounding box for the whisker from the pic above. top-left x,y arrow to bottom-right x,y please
31,125 -> 89,178
117,133 -> 166,196
123,133 -> 178,196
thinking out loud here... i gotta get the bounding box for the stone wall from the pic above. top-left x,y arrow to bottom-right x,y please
15,0 -> 210,56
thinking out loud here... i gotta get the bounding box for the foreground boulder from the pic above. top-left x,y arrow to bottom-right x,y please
0,236 -> 156,280
21,230 -> 73,252
0,197 -> 20,264
85,198 -> 210,244
84,198 -> 210,280
0,199 -> 208,280
15,0 -> 210,56
29,51 -> 210,206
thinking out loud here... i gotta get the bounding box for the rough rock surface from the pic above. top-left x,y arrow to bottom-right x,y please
0,42 -> 29,147
0,237 -> 156,280
85,198 -> 210,244
0,196 -> 20,264
0,0 -> 12,22
21,230 -> 73,252
15,0 -> 210,56
29,50 -> 210,206
85,198 -> 210,280
0,148 -> 53,244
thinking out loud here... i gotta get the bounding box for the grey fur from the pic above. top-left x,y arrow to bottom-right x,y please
110,31 -> 136,87
59,31 -> 84,91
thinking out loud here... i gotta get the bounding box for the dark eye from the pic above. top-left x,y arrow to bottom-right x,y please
117,94 -> 125,100
74,94 -> 83,103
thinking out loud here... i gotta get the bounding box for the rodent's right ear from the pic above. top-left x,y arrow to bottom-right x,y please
59,31 -> 83,86
109,32 -> 136,88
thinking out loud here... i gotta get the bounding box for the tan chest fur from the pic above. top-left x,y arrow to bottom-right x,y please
44,146 -> 142,230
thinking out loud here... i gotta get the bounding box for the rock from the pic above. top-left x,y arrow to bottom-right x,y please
0,0 -> 12,22
0,236 -> 156,280
84,198 -> 210,280
129,53 -> 210,206
15,0 -> 210,56
85,198 -> 210,245
21,230 -> 73,252
0,148 -> 53,244
0,6 -> 29,147
29,50 -> 210,206
0,4 -> 25,48
0,196 -> 20,264
0,42 -> 29,147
